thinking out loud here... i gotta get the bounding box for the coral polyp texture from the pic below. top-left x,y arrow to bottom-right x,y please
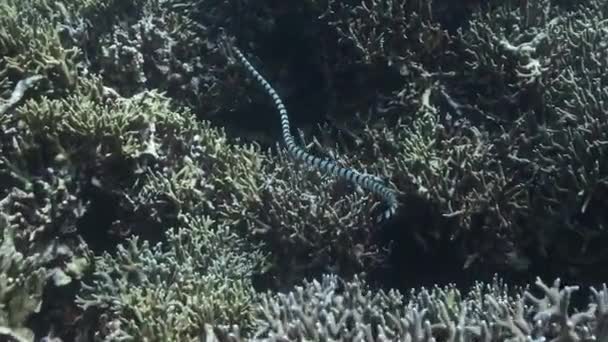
76,215 -> 265,341
205,275 -> 608,342
1,0 -> 608,340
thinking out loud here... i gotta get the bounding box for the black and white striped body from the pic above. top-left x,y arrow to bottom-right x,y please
230,45 -> 398,222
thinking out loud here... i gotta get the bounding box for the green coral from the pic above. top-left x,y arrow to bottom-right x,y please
0,0 -> 80,90
225,144 -> 388,288
3,0 -> 608,340
2,79 -> 272,337
0,0 -> 154,96
438,0 -> 608,270
16,90 -> 176,159
77,214 -> 267,341
0,213 -> 45,342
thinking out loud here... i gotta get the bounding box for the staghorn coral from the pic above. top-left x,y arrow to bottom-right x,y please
313,0 -> 455,123
243,145 -> 387,288
3,0 -> 608,340
315,0 -> 608,276
348,86 -> 530,270
0,213 -> 45,342
436,0 -> 608,273
2,75 -> 270,340
201,275 -> 607,342
15,89 -> 172,160
76,214 -> 267,341
0,76 -> 96,342
322,0 -> 445,69
2,73 -> 279,331
0,0 -> 85,92
11,83 -> 268,232
70,0 -> 241,117
119,92 -> 269,230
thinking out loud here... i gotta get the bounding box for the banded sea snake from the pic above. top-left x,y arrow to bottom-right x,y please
227,42 -> 399,222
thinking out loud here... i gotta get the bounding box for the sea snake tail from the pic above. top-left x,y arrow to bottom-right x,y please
229,44 -> 399,222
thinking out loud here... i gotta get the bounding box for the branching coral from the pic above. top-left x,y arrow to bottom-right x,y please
76,214 -> 266,341
0,0 -> 83,91
319,0 -> 608,275
322,0 -> 444,68
204,275 -> 608,342
3,0 -> 608,340
0,213 -> 45,342
438,0 -> 608,272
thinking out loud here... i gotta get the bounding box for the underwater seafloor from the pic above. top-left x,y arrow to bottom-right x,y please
1,0 -> 608,341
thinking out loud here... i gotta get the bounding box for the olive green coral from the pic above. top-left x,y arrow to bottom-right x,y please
0,213 -> 45,342
76,214 -> 267,341
0,0 -> 81,90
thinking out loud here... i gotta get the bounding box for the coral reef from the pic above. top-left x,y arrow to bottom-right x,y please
308,0 -> 608,277
1,0 -> 608,340
204,274 -> 608,341
0,213 -> 45,342
76,215 -> 266,341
